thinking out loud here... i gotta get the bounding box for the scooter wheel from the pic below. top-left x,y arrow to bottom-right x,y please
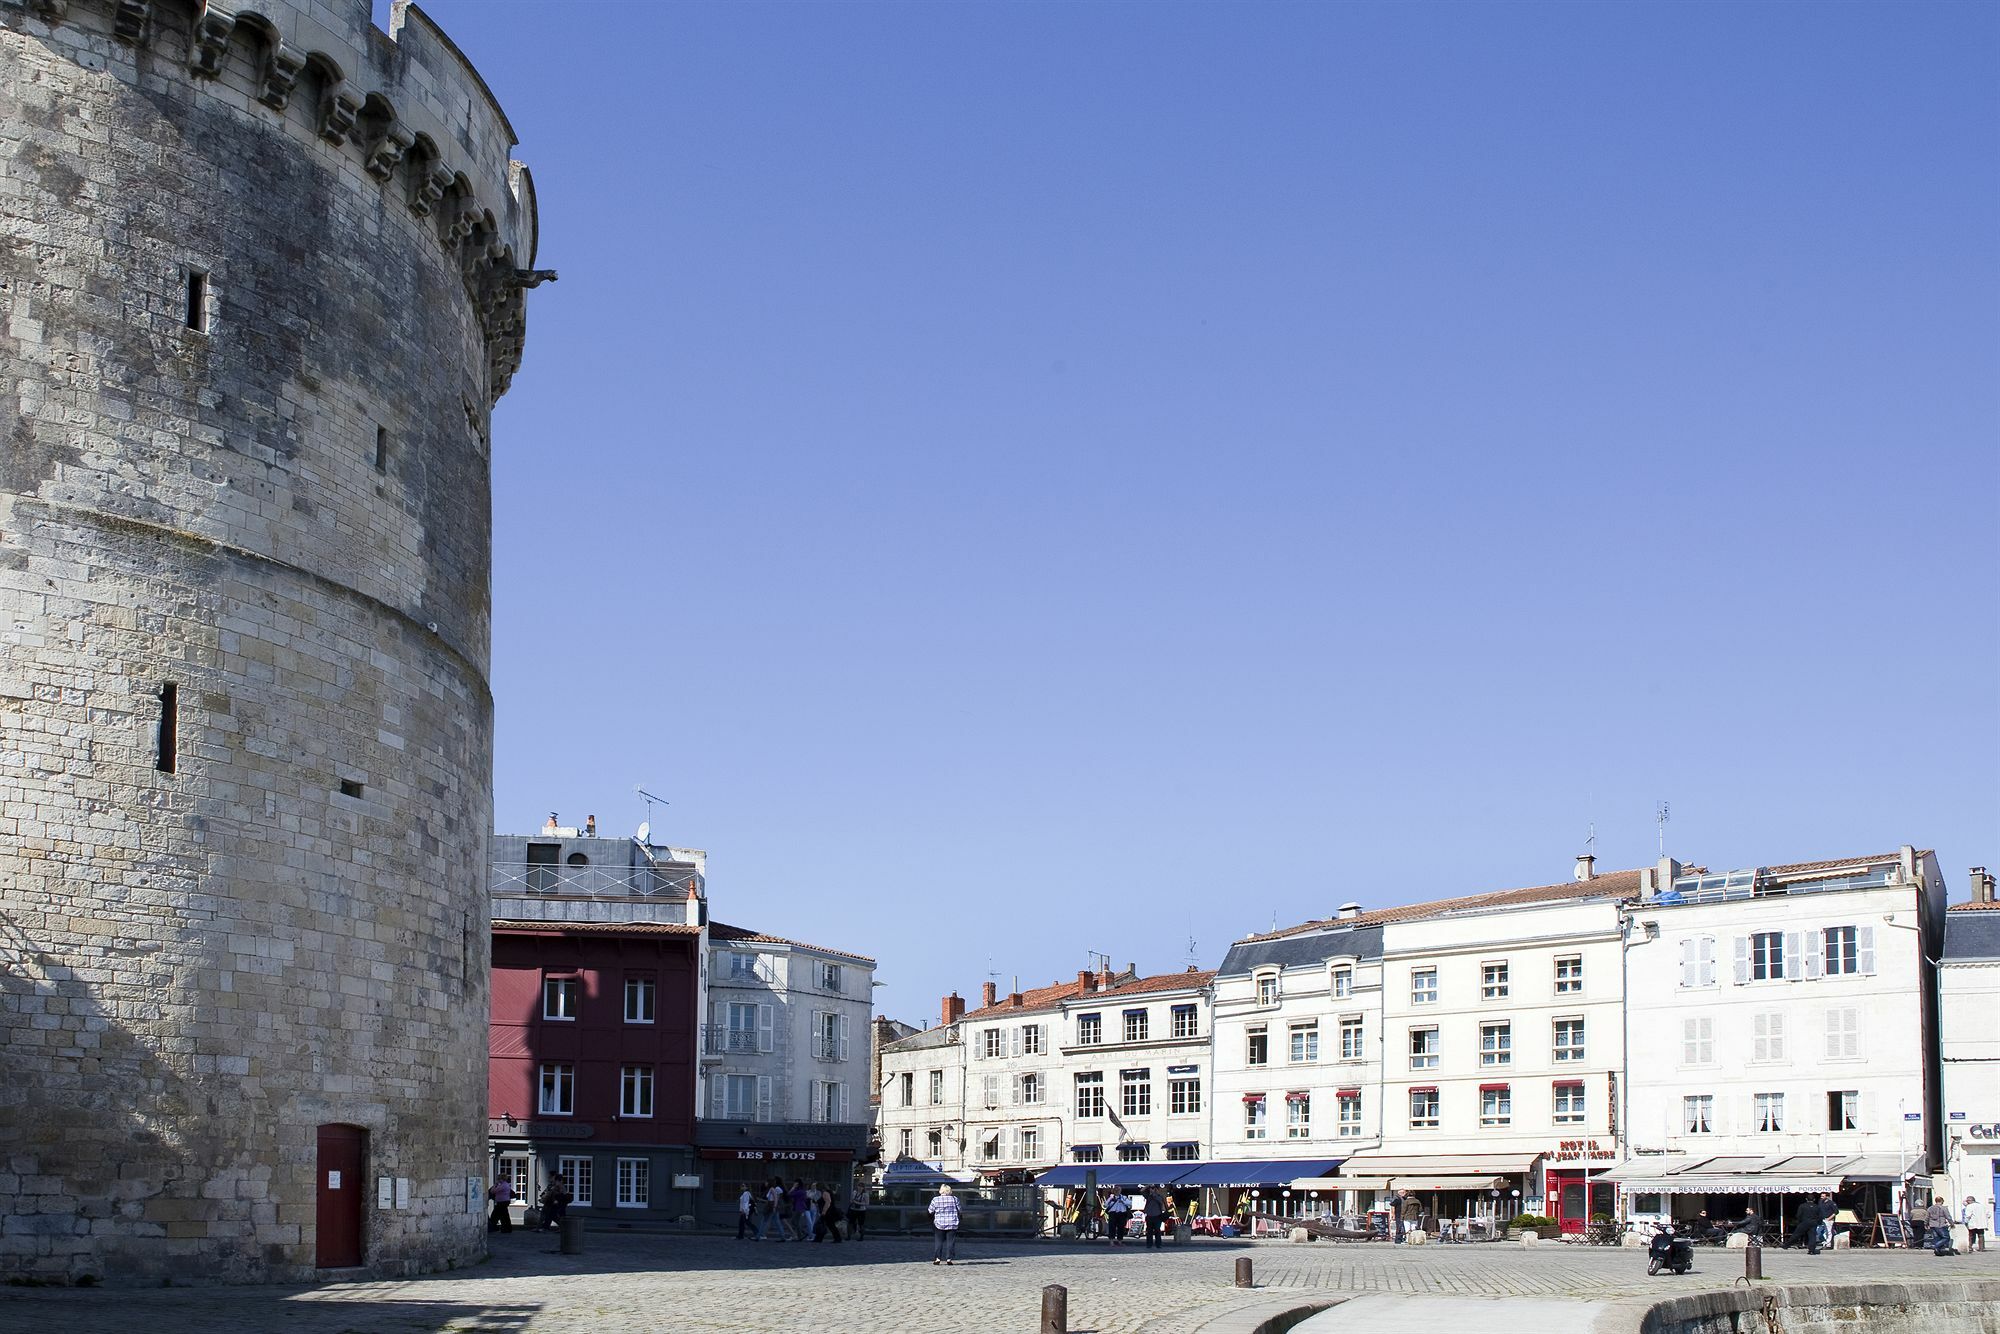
1648,1258 -> 1661,1275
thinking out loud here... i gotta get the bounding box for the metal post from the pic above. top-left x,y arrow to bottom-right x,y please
1235,1256 -> 1254,1288
1040,1284 -> 1068,1334
1744,1237 -> 1762,1281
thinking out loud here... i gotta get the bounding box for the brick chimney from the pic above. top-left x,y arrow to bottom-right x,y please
941,992 -> 965,1027
1008,991 -> 1022,1008
1974,867 -> 1995,905
981,981 -> 998,1009
1077,970 -> 1093,990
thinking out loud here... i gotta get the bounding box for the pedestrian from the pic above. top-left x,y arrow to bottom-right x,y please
1105,1188 -> 1132,1246
790,1178 -> 813,1241
848,1179 -> 870,1241
814,1182 -> 845,1243
737,1184 -> 755,1240
1964,1197 -> 1990,1253
1816,1192 -> 1837,1250
1925,1197 -> 1956,1255
928,1182 -> 962,1264
1390,1189 -> 1406,1244
1787,1198 -> 1821,1254
1143,1188 -> 1167,1249
486,1177 -> 514,1234
1907,1194 -> 1927,1250
762,1177 -> 788,1242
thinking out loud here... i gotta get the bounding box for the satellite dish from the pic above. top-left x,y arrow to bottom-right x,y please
635,821 -> 651,845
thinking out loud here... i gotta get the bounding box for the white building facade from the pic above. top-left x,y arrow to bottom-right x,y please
1940,870 -> 2000,1217
697,924 -> 876,1215
1612,847 -> 1946,1230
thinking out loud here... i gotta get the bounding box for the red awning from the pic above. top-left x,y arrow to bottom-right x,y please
1242,1092 -> 1265,1103
1479,1083 -> 1510,1092
1285,1090 -> 1310,1102
1409,1086 -> 1438,1094
1336,1088 -> 1361,1098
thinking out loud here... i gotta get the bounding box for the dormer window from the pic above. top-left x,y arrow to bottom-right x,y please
1255,972 -> 1280,1006
1330,966 -> 1353,998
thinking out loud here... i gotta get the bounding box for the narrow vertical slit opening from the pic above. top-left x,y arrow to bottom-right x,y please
156,683 -> 178,773
184,270 -> 208,332
374,426 -> 388,473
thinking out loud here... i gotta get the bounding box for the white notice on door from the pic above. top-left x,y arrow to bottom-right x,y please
395,1178 -> 410,1209
327,1170 -> 342,1189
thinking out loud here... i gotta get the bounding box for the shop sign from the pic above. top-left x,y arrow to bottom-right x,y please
1549,1139 -> 1616,1163
1964,1123 -> 2000,1141
700,1148 -> 851,1163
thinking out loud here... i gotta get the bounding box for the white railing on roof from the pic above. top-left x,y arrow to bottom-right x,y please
490,861 -> 698,898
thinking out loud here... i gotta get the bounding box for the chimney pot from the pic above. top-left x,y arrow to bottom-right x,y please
1336,902 -> 1362,920
1077,970 -> 1093,990
981,981 -> 997,1008
1974,867 -> 1995,905
1575,854 -> 1596,882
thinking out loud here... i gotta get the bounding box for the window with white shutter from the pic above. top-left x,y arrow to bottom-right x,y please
755,1074 -> 773,1122
1733,937 -> 1750,985
982,1074 -> 1000,1108
1679,939 -> 1698,988
1698,937 -> 1716,987
1783,931 -> 1806,980
1751,1012 -> 1785,1061
1799,929 -> 1823,979
1825,1007 -> 1861,1059
1857,926 -> 1876,975
1682,1017 -> 1714,1065
757,1003 -> 775,1053
839,1013 -> 851,1062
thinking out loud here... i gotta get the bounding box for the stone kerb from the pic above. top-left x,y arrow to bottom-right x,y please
1615,1279 -> 2000,1334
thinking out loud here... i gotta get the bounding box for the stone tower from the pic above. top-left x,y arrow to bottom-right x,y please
0,0 -> 546,1282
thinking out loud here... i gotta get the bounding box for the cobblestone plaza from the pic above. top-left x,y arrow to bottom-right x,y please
4,1232 -> 1996,1333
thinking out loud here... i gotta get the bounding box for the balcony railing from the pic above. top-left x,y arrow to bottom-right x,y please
812,1036 -> 843,1062
491,861 -> 697,899
702,1025 -> 760,1056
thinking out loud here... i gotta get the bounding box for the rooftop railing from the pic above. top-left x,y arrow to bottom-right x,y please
491,861 -> 698,899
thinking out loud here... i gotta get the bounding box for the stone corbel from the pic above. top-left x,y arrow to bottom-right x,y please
444,200 -> 476,252
512,269 -> 558,290
188,10 -> 236,79
113,0 -> 150,44
411,162 -> 454,218
365,124 -> 416,182
318,84 -> 362,146
259,45 -> 304,111
28,0 -> 67,21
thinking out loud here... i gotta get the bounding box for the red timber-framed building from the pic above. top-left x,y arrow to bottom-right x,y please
488,832 -> 706,1223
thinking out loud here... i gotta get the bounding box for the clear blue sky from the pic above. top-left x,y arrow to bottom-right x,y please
418,0 -> 1997,1025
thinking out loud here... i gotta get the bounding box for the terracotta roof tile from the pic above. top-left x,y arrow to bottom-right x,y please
1094,968 -> 1216,999
1764,853 -> 1907,875
1948,900 -> 2000,912
709,921 -> 875,964
1236,870 -> 1643,945
961,976 -> 1110,1021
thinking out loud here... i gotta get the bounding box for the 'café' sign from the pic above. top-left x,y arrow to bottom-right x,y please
1966,1123 -> 2000,1141
1551,1139 -> 1617,1163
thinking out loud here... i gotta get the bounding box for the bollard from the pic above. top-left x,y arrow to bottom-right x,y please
1041,1284 -> 1068,1334
1235,1256 -> 1254,1288
559,1215 -> 584,1255
1744,1237 -> 1761,1281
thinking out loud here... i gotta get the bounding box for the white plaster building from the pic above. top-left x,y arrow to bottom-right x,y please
1358,860 -> 1635,1234
1940,869 -> 2000,1216
697,923 -> 876,1215
1208,911 -> 1386,1210
1610,847 -> 1946,1231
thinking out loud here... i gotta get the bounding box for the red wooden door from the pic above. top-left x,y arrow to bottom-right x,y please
315,1124 -> 365,1267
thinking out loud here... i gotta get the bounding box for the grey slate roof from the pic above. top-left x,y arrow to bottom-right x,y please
1219,923 -> 1383,977
1944,911 -> 2000,962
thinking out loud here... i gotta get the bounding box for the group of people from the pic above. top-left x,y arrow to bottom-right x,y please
1060,1188 -> 1177,1247
483,1175 -> 573,1233
738,1178 -> 869,1243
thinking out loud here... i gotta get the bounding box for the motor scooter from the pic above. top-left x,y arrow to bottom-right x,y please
1647,1222 -> 1693,1275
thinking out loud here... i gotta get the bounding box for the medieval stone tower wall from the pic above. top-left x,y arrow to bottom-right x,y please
0,0 -> 543,1282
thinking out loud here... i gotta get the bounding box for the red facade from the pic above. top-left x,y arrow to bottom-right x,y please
489,925 -> 701,1146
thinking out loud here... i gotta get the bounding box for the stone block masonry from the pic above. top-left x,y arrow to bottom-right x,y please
0,0 -> 547,1283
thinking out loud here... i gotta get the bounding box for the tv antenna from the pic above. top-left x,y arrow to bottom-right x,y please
1656,802 -> 1671,856
1184,933 -> 1200,968
635,786 -> 669,845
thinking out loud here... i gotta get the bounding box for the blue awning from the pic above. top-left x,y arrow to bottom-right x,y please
1035,1163 -> 1200,1189
1172,1157 -> 1345,1187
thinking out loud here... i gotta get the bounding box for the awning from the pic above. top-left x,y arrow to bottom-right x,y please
1597,1153 -> 1925,1194
1173,1157 -> 1345,1187
1341,1173 -> 1512,1193
1335,1151 -> 1540,1181
1034,1163 -> 1197,1189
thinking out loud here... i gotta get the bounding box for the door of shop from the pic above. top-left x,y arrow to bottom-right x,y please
315,1124 -> 366,1268
1550,1171 -> 1614,1235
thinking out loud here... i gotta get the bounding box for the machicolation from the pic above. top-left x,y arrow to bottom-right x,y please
0,0 -> 548,1282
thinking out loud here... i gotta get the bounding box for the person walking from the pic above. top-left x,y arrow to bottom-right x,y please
1963,1197 -> 1990,1253
1104,1188 -> 1132,1246
737,1184 -> 755,1240
1816,1192 -> 1838,1250
928,1182 -> 962,1264
1925,1198 -> 1956,1255
761,1178 -> 788,1242
1143,1188 -> 1167,1249
848,1179 -> 870,1241
814,1182 -> 845,1243
1390,1189 -> 1406,1244
1787,1198 -> 1822,1254
790,1178 -> 814,1241
486,1177 -> 514,1234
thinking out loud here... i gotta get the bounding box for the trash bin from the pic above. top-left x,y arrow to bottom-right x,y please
559,1216 -> 584,1254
